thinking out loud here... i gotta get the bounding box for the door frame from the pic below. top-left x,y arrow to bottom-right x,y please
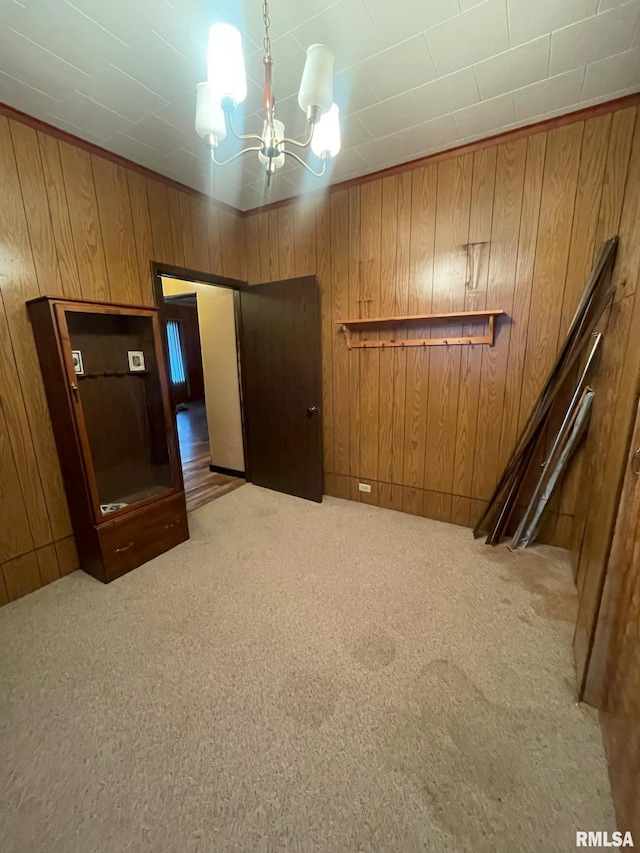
150,261 -> 252,483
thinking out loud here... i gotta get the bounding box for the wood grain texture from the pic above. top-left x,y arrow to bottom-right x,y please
359,181 -> 382,482
454,147 -> 497,500
498,133 -> 547,474
585,397 -> 640,704
221,208 -> 244,279
316,197 -> 334,474
207,202 -> 224,274
243,95 -> 640,216
187,196 -> 210,274
277,204 -> 296,279
167,187 -> 186,268
55,536 -> 79,577
146,179 -> 175,265
293,200 -> 316,276
574,108 -> 640,685
585,397 -> 640,836
0,117 -> 244,605
402,165 -> 437,488
257,211 -> 271,280
37,132 -> 82,299
555,115 -> 612,519
596,107 -> 637,298
35,543 -> 61,585
0,398 -> 34,562
425,155 -> 472,494
10,121 -> 63,296
243,214 -> 261,284
472,140 -> 526,500
378,175 -> 404,485
58,141 -> 111,303
0,118 -> 70,545
347,186 -> 361,478
92,156 -> 142,305
518,123 -> 583,435
514,124 -> 585,517
0,289 -> 52,552
2,552 -> 42,602
558,115 -> 611,344
2,100 -> 639,611
241,104 -> 638,575
267,209 -> 281,281
330,189 -> 350,476
127,170 -> 155,303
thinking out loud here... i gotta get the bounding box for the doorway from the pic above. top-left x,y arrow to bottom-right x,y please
152,263 -> 324,507
158,274 -> 246,512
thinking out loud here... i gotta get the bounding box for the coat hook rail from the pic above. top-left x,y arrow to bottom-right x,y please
338,309 -> 504,350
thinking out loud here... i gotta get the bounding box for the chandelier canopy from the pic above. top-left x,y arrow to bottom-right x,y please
195,1 -> 341,186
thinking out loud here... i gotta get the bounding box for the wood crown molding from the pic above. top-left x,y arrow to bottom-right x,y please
0,101 -> 241,217
244,92 -> 640,216
3,91 -> 639,220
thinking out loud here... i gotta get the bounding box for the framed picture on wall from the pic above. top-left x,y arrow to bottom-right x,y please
71,350 -> 84,375
128,350 -> 146,372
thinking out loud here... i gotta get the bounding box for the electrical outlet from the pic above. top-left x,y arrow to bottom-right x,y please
358,483 -> 372,493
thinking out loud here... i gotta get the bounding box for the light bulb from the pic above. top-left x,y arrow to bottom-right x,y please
195,82 -> 227,143
258,119 -> 286,169
298,44 -> 334,117
311,103 -> 341,159
207,23 -> 247,105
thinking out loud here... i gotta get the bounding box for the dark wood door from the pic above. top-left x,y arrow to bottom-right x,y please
240,275 -> 322,502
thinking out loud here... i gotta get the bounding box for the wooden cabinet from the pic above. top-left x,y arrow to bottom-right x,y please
27,297 -> 188,583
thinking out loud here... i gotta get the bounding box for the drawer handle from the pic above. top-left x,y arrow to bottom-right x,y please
163,520 -> 179,530
632,447 -> 640,476
115,542 -> 134,553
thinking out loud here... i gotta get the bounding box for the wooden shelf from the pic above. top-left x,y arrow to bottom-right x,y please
78,370 -> 148,379
336,309 -> 504,349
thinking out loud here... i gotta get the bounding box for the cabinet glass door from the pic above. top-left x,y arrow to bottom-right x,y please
63,308 -> 176,518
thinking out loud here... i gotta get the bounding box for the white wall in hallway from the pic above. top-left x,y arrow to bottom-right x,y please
162,277 -> 245,473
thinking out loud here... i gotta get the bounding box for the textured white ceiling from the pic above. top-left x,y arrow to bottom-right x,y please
1,0 -> 639,211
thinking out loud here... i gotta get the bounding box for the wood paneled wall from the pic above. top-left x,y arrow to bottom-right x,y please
243,105 -> 640,570
0,114 -> 243,604
583,397 -> 640,835
572,108 -> 640,686
2,98 -> 639,625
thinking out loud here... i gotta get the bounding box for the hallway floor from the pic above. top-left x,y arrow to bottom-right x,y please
176,401 -> 244,511
0,486 -> 614,852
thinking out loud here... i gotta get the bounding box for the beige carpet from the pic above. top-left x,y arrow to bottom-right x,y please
0,485 -> 614,852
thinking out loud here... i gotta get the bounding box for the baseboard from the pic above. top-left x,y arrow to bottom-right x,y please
209,464 -> 245,478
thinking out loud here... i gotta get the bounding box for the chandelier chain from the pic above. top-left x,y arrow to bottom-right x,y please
262,0 -> 272,59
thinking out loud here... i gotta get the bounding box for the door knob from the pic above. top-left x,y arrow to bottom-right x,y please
307,406 -> 318,416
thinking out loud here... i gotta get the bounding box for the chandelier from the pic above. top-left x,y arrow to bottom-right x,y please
195,1 -> 341,186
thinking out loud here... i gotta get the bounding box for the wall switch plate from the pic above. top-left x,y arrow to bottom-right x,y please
358,483 -> 372,493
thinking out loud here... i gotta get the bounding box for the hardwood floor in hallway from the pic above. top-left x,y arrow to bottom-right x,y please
176,402 -> 244,511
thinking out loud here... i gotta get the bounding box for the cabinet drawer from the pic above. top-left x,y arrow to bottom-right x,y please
98,492 -> 189,581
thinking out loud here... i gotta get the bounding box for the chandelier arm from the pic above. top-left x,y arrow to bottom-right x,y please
284,150 -> 327,177
226,112 -> 263,143
211,145 -> 263,167
280,124 -> 315,150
